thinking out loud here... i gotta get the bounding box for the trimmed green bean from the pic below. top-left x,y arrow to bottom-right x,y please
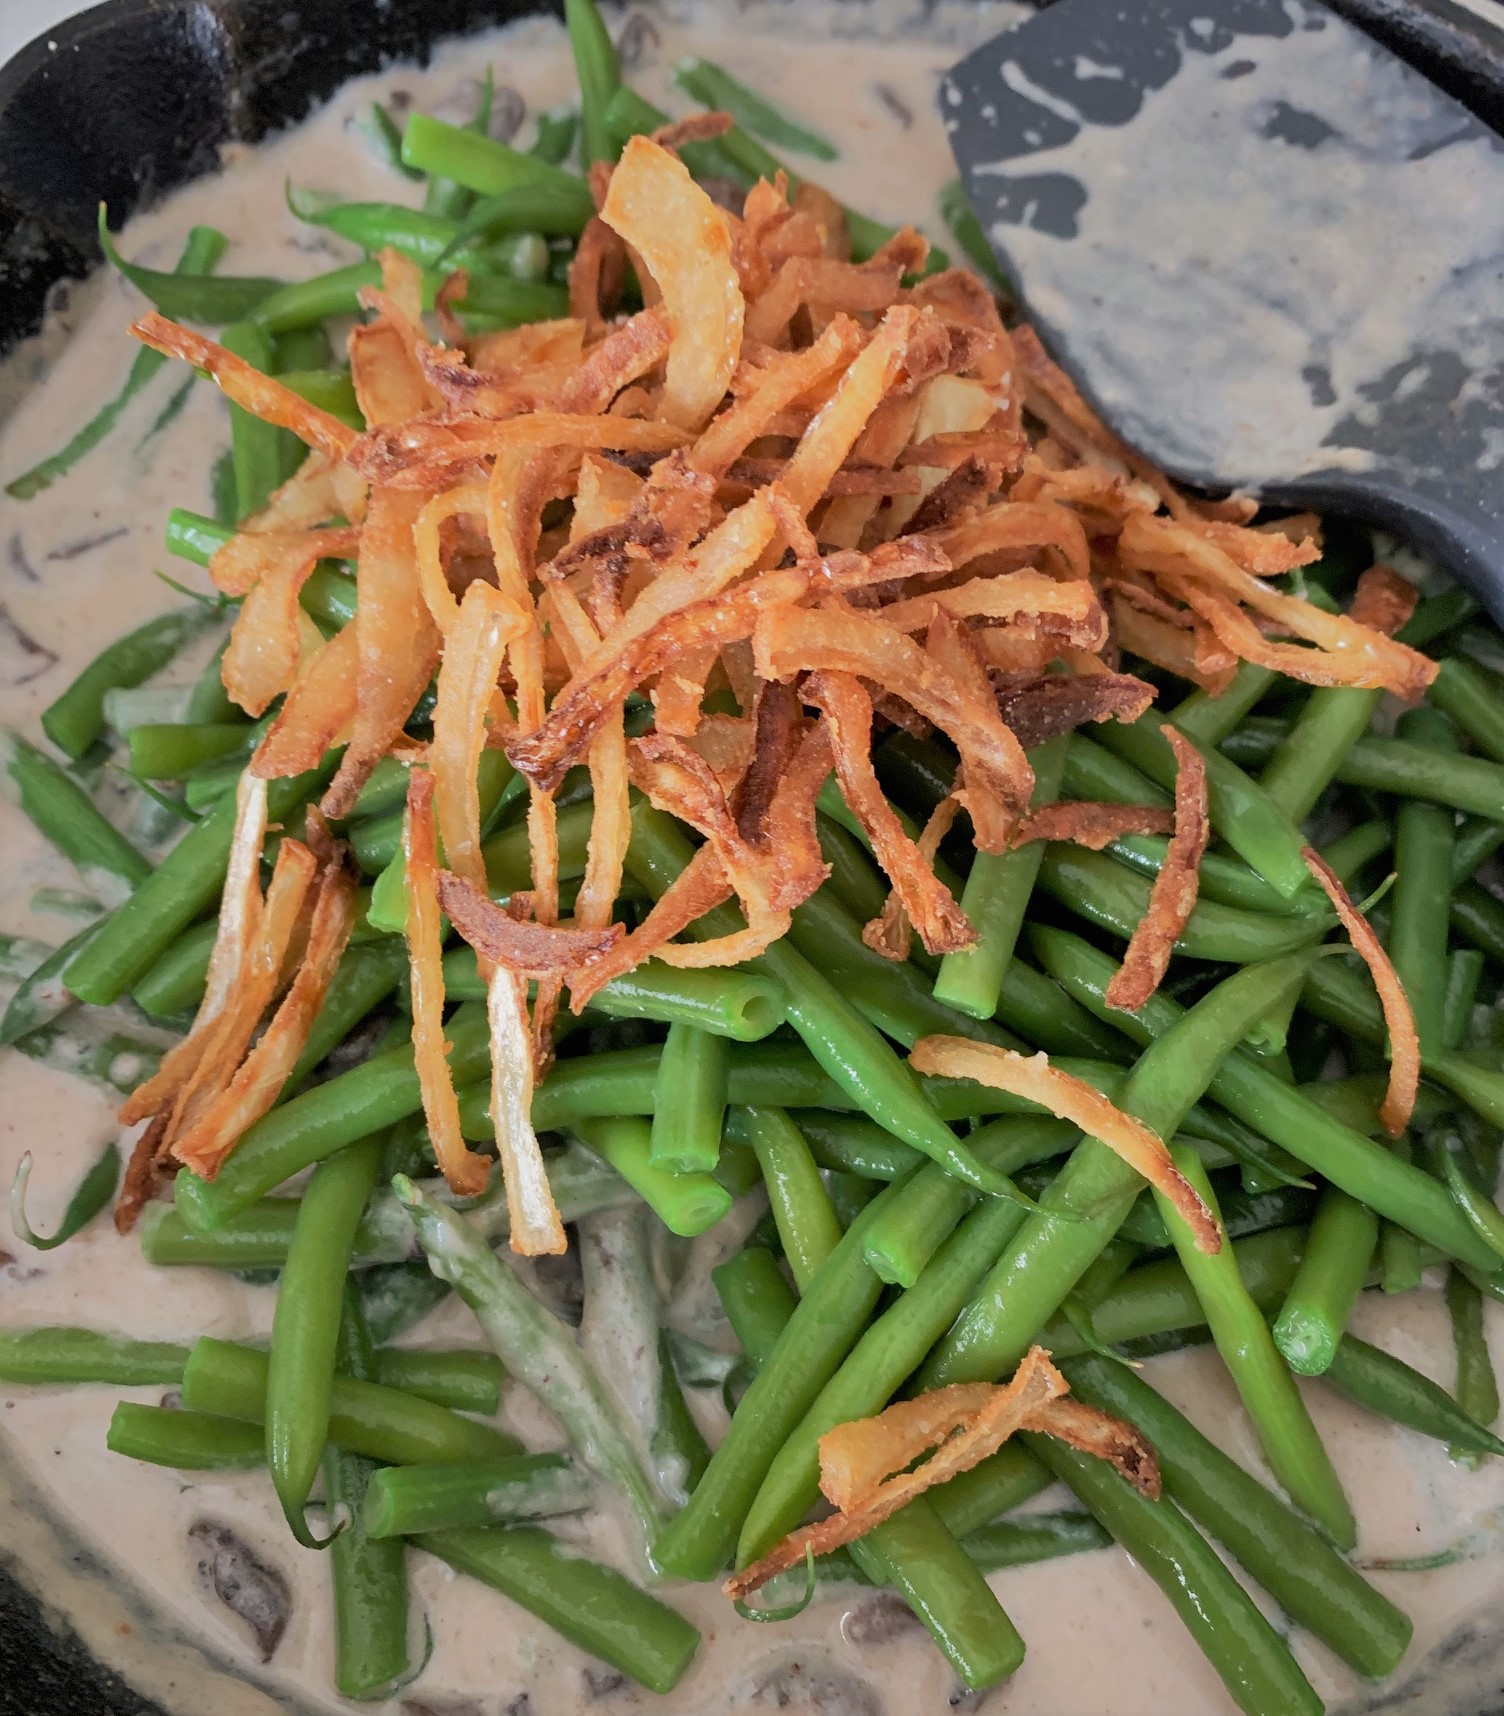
732,1106 -> 842,1289
1431,655 -> 1504,764
180,1336 -> 521,1465
289,937 -> 407,1086
1453,818 -> 1504,883
98,209 -> 279,322
570,1115 -> 732,1236
402,111 -> 593,209
174,1003 -> 489,1229
961,1511 -> 1110,1573
42,607 -> 217,761
674,57 -> 837,160
1323,1331 -> 1504,1457
1258,687 -> 1381,823
127,722 -> 251,780
1446,1268 -> 1499,1464
1033,926 -> 1502,1271
131,919 -> 218,1018
791,1110 -> 924,1182
0,1328 -> 187,1386
714,1247 -> 799,1365
1036,845 -> 1332,964
938,179 -> 1010,291
650,1023 -> 729,1173
928,1445 -> 1052,1540
1272,1186 -> 1378,1374
218,320 -> 287,518
1028,1435 -> 1323,1716
419,1527 -> 699,1694
2,726 -> 150,899
107,1404 -> 264,1470
922,953 -> 1316,1388
1390,706 -> 1458,1055
1442,948 -> 1485,1051
364,1454 -> 590,1537
565,0 -> 622,165
601,85 -> 750,184
139,1195 -> 409,1269
65,761 -> 328,1006
1063,1355 -> 1411,1677
1452,882 -> 1504,966
1156,1145 -> 1355,1547
934,738 -> 1067,1019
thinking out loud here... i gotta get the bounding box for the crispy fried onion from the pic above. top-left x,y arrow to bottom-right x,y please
755,601 -> 1033,848
405,769 -> 493,1199
724,1347 -> 1159,1599
1348,563 -> 1420,637
1012,801 -> 1175,850
1301,846 -> 1419,1137
803,669 -> 973,956
1119,514 -> 1437,701
994,672 -> 1157,750
436,871 -> 622,976
908,1036 -> 1220,1252
1104,726 -> 1209,1012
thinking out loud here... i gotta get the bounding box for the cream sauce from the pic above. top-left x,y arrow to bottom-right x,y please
1,5 -> 1503,1714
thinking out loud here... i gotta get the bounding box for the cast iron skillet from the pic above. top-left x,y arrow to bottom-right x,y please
2,2 -> 1504,1713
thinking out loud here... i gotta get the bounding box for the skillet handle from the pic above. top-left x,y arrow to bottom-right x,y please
1323,0 -> 1504,130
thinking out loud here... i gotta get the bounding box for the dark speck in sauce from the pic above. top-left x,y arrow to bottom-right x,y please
6,535 -> 39,583
46,525 -> 129,561
615,13 -> 661,69
0,603 -> 59,685
750,1658 -> 883,1715
188,1519 -> 291,1662
872,83 -> 913,128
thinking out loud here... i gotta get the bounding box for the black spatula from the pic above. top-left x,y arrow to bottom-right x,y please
943,0 -> 1504,621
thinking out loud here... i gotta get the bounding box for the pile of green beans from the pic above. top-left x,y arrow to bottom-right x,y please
9,0 -> 1504,1707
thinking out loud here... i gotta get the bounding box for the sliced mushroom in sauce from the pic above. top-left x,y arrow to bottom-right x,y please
188,1519 -> 291,1662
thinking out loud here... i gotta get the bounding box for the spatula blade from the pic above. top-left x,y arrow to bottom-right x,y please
944,0 -> 1504,615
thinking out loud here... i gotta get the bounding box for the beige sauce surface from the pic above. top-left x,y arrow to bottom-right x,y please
2,6 -> 1502,1714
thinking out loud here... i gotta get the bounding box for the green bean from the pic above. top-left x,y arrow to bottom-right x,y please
787,886 -> 1026,1054
1258,687 -> 1381,823
456,273 -> 571,328
256,260 -> 389,333
41,609 -> 215,762
361,1262 -> 454,1346
1272,1186 -> 1377,1374
1,726 -> 150,900
824,1170 -> 877,1229
419,1526 -> 699,1693
1446,1268 -> 1499,1464
653,1177 -> 911,1580
1171,662 -> 1280,746
1397,586 -> 1478,646
1116,1177 -> 1314,1251
1319,817 -> 1393,887
921,953 -> 1317,1388
1453,817 -> 1504,883
1226,720 -> 1504,820
1037,846 -> 1332,964
402,111 -> 593,209
0,922 -> 95,1046
0,932 -> 51,983
629,806 -> 1018,1196
863,1115 -> 1077,1289
733,1106 -> 843,1289
1452,882 -> 1504,966
1062,731 -> 1172,809
564,0 -> 622,166
1063,1355 -> 1411,1677
1443,948 -> 1486,1050
937,179 -> 1010,292
1437,1144 -> 1504,1263
139,1196 -> 406,1270
928,1445 -> 1053,1539
265,1137 -> 386,1543
961,1512 -> 1110,1573
97,208 -> 279,323
847,1500 -> 1024,1691
1379,1135 -> 1426,1294
106,1404 -> 264,1470
217,320 -> 288,518
1390,706 -> 1458,1055
1027,1435 -> 1323,1716
364,1454 -> 590,1538
181,1336 -> 520,1465
568,1115 -> 731,1236
656,1330 -> 713,1495
126,722 -> 250,780
288,938 -> 407,1086
815,812 -> 889,923
395,1178 -> 663,1541
323,1288 -> 411,1699
791,1110 -> 924,1181
934,738 -> 1067,1019
529,105 -> 578,164
64,759 -> 328,1006
164,507 -> 231,568
714,1246 -> 798,1365
1094,713 -> 1315,899
173,1002 -> 489,1229
277,368 -> 363,429
9,1138 -> 119,1253
130,919 -> 216,1018
674,57 -> 837,159
738,1175 -> 1034,1561
1431,655 -> 1504,764
1323,1330 -> 1504,1457
601,85 -> 753,185
1034,925 -> 1503,1270
650,1024 -> 729,1174
1156,1146 -> 1355,1546
0,1328 -> 187,1386
598,960 -> 783,1041
1301,956 -> 1504,1131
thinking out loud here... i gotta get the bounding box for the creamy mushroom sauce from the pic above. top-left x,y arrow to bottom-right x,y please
2,6 -> 1504,1714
